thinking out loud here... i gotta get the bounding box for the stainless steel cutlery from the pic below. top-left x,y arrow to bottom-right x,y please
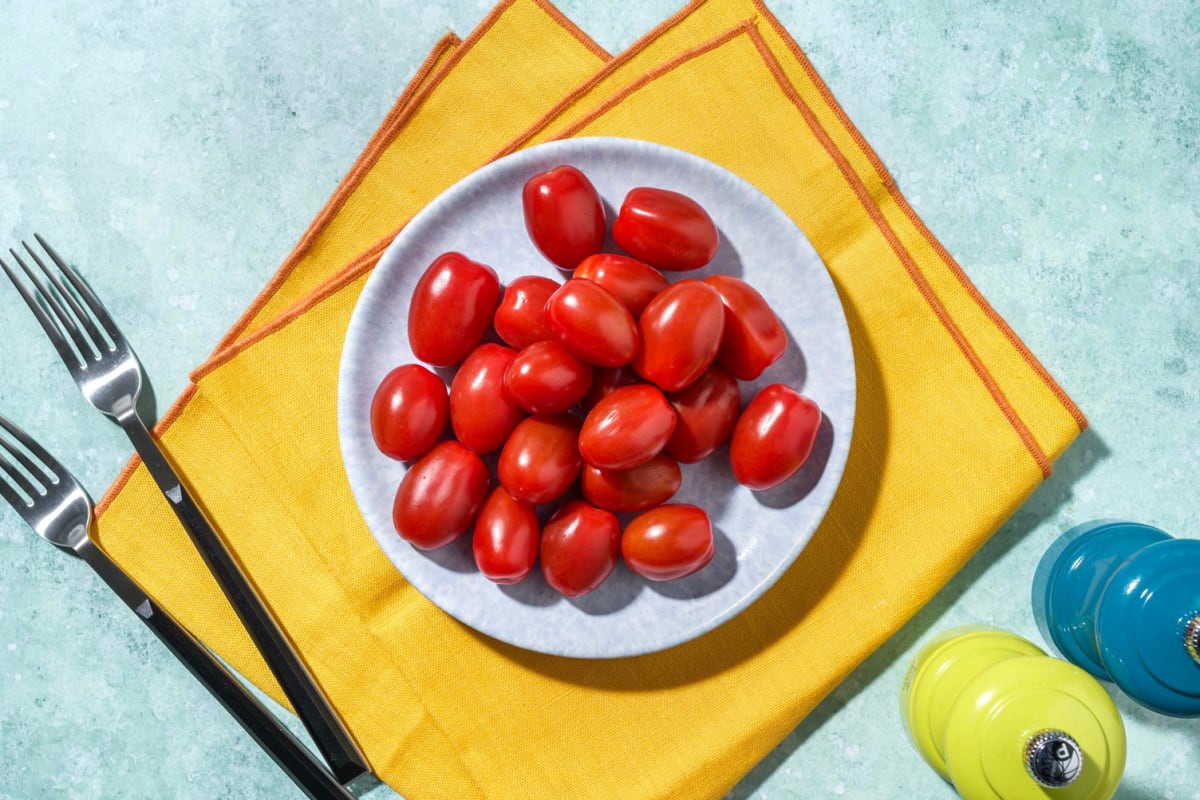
1,236 -> 369,791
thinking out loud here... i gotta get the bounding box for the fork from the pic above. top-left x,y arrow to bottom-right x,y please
0,412 -> 356,799
1,236 -> 369,784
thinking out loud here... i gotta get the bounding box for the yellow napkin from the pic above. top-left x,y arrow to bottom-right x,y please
94,1 -> 1086,798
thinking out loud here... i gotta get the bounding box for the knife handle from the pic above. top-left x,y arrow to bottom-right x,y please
117,413 -> 369,784
78,541 -> 356,800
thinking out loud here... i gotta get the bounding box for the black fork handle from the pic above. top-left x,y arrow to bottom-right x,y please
116,413 -> 369,785
78,541 -> 356,800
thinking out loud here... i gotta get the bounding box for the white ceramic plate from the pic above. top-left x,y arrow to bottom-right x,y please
338,138 -> 855,659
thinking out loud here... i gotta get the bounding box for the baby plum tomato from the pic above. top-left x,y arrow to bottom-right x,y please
498,414 -> 583,505
493,275 -> 559,349
392,441 -> 489,550
633,279 -> 725,392
581,453 -> 682,513
472,487 -> 540,585
407,252 -> 500,367
621,504 -> 714,581
664,364 -> 741,464
370,364 -> 447,461
730,385 -> 821,490
503,340 -> 593,415
611,186 -> 719,271
578,383 -> 676,470
573,253 -> 668,317
449,344 -> 526,454
545,278 -> 639,367
522,165 -> 605,270
540,500 -> 621,597
704,275 -> 788,381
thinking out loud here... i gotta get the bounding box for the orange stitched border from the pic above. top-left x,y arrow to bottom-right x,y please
550,25 -> 1054,478
194,236 -> 396,380
750,0 -> 1087,433
492,0 -> 705,159
209,31 -> 461,357
532,0 -> 611,59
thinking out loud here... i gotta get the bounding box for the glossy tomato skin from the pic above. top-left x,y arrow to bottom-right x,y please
611,187 -> 719,271
704,275 -> 788,381
540,500 -> 621,597
581,453 -> 682,513
370,364 -> 448,461
408,252 -> 500,367
472,487 -> 540,584
579,365 -> 639,413
498,414 -> 583,505
664,365 -> 741,463
544,278 -> 639,368
503,340 -> 593,415
392,441 -> 490,550
493,275 -> 559,349
633,279 -> 725,392
730,385 -> 821,490
573,253 -> 668,317
522,165 -> 605,270
578,383 -> 677,470
621,504 -> 714,581
449,344 -> 526,453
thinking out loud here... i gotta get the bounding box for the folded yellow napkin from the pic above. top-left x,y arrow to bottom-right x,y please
94,1 -> 1086,798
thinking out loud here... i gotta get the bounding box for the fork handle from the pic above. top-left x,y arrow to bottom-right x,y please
117,413 -> 369,785
77,541 -> 356,800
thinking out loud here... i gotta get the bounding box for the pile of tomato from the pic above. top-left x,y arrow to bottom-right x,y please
370,165 -> 821,598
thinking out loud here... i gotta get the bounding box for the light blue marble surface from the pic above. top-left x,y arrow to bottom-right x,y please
0,1 -> 1197,798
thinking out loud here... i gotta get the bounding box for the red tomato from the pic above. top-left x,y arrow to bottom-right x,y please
407,252 -> 500,367
522,165 -> 605,269
392,441 -> 489,550
503,340 -> 593,415
730,385 -> 821,490
472,487 -> 540,585
664,365 -> 741,463
498,414 -> 583,505
449,344 -> 526,453
633,279 -> 725,392
493,275 -> 559,349
581,454 -> 681,513
544,278 -> 639,367
704,275 -> 788,381
611,186 -> 719,271
578,384 -> 676,470
370,364 -> 447,461
579,365 -> 639,412
573,253 -> 668,317
540,500 -> 621,597
621,504 -> 714,581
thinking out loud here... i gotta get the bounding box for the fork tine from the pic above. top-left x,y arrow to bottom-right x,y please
0,413 -> 62,478
24,239 -> 109,351
0,452 -> 27,510
0,253 -> 84,370
19,241 -> 107,361
34,234 -> 123,348
0,416 -> 48,503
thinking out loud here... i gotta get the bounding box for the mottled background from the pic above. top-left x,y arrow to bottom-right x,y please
1,1 -> 1197,797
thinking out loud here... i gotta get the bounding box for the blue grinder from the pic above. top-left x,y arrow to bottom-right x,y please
1032,519 -> 1200,717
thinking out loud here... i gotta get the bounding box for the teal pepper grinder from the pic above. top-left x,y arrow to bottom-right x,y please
1032,519 -> 1200,717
